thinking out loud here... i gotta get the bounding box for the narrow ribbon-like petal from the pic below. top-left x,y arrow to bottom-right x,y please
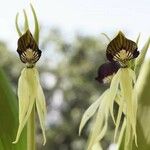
120,68 -> 137,146
87,90 -> 110,150
35,70 -> 47,145
114,96 -> 124,142
13,68 -> 37,143
79,90 -> 108,135
92,143 -> 103,150
118,119 -> 126,147
108,69 -> 120,124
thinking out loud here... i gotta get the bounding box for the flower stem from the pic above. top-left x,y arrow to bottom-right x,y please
27,105 -> 35,150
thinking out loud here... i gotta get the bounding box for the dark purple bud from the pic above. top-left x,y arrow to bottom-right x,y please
95,62 -> 120,84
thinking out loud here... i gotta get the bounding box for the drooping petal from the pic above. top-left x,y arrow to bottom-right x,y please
92,143 -> 103,150
79,90 -> 109,135
18,68 -> 29,122
13,68 -> 37,143
129,69 -> 138,136
35,69 -> 47,145
87,90 -> 110,150
114,96 -> 124,142
108,68 -> 121,124
118,119 -> 126,147
96,115 -> 108,142
125,119 -> 132,148
115,92 -> 126,115
119,68 -> 137,146
128,68 -> 136,83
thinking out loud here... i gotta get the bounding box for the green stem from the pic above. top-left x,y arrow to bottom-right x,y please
27,106 -> 35,150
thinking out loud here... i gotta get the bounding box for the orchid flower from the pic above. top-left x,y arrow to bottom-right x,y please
13,5 -> 46,146
79,32 -> 140,150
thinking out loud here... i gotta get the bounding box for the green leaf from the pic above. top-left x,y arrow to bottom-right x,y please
130,33 -> 141,69
134,37 -> 150,76
136,33 -> 141,45
0,68 -> 27,150
132,60 -> 150,150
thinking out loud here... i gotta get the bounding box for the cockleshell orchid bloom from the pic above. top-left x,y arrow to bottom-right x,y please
79,32 -> 139,150
13,29 -> 46,144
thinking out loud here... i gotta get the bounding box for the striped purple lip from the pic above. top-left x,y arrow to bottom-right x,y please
17,30 -> 41,66
106,32 -> 139,67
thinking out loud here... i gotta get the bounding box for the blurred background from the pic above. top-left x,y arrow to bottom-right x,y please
0,0 -> 150,150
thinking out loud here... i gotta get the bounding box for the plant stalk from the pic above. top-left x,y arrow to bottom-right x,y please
27,105 -> 35,150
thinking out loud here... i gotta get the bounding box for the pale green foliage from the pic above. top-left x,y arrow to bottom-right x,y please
13,68 -> 46,145
0,69 -> 27,150
134,37 -> 150,75
136,33 -> 140,45
133,60 -> 150,149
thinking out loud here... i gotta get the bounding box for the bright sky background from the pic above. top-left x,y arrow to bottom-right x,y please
0,0 -> 150,56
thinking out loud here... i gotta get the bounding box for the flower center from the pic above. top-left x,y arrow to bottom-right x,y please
25,49 -> 35,59
114,49 -> 133,62
20,48 -> 40,66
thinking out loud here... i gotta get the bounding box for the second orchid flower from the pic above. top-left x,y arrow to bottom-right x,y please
79,32 -> 139,150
